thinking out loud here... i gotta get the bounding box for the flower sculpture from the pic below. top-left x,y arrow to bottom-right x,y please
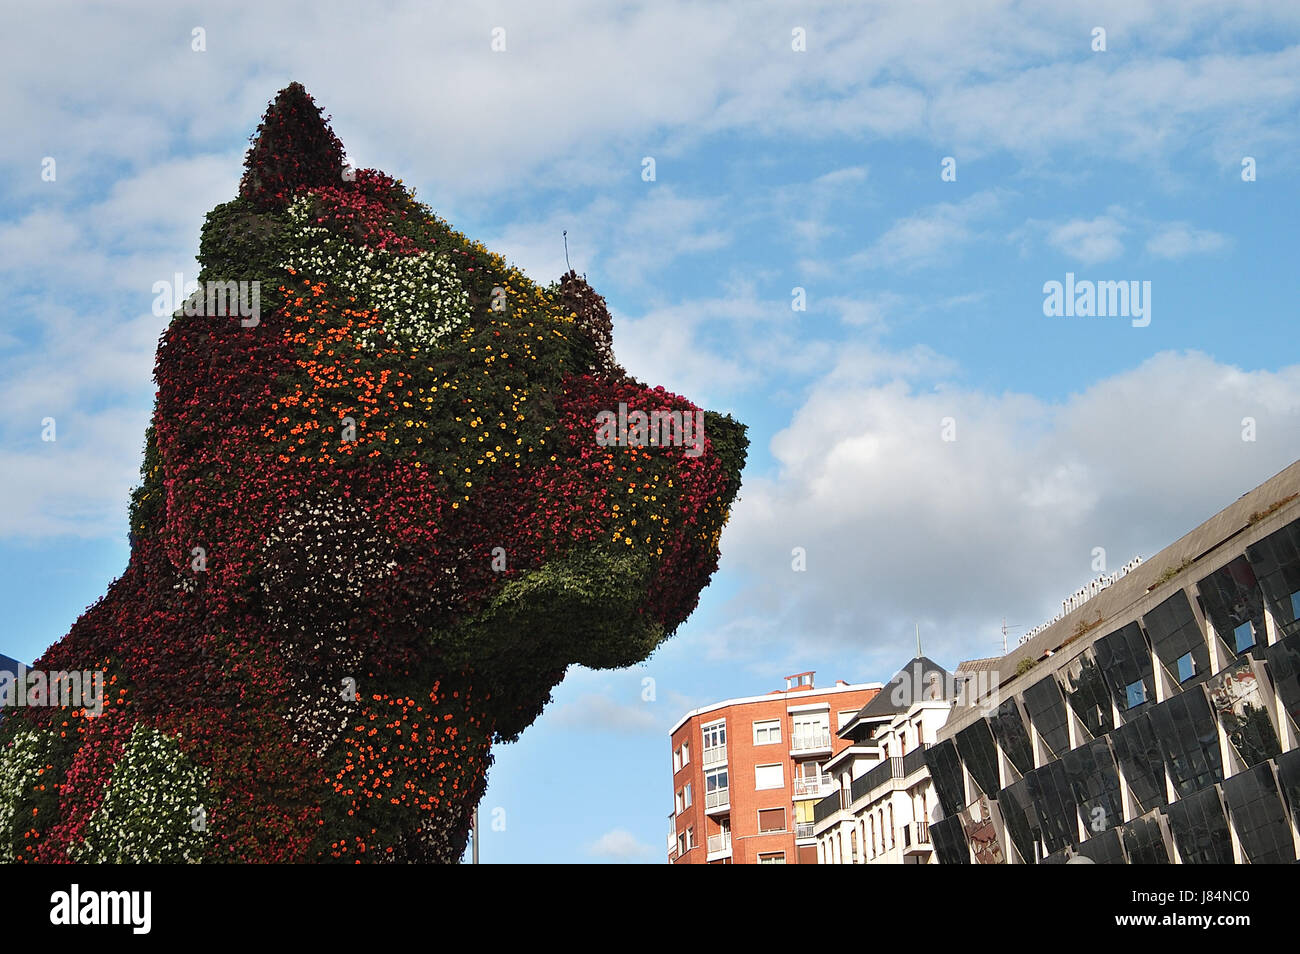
0,83 -> 747,863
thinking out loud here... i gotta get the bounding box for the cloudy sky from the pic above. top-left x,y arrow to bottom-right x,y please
3,1 -> 1300,863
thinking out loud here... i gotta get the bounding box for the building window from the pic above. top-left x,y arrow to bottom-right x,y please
702,721 -> 726,748
758,851 -> 787,864
677,832 -> 687,856
673,747 -> 682,773
758,807 -> 786,833
851,828 -> 859,863
702,720 -> 726,754
682,741 -> 690,766
686,827 -> 695,850
755,763 -> 784,790
888,804 -> 895,848
791,713 -> 830,751
869,814 -> 876,856
1126,678 -> 1148,706
753,719 -> 782,745
1176,652 -> 1197,683
705,767 -> 728,808
1234,621 -> 1256,653
683,782 -> 692,809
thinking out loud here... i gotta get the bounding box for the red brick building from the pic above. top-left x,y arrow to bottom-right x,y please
668,672 -> 882,863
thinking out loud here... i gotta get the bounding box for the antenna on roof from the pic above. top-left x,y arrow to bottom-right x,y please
563,230 -> 572,273
1001,616 -> 1024,655
915,621 -> 921,658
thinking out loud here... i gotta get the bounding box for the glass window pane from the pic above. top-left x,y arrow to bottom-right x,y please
1265,631 -> 1300,732
1062,737 -> 1123,836
1022,677 -> 1069,758
1094,622 -> 1156,717
1234,621 -> 1255,653
923,739 -> 967,818
1056,650 -> 1112,740
997,776 -> 1041,864
987,698 -> 1034,778
1165,785 -> 1233,864
1143,589 -> 1210,691
1223,762 -> 1295,864
1246,518 -> 1300,639
929,814 -> 969,865
1146,688 -> 1223,799
1205,657 -> 1280,769
1110,710 -> 1168,814
1119,810 -> 1171,864
954,719 -> 1001,799
1197,556 -> 1266,659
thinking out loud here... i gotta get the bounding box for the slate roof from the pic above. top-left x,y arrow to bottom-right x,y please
852,655 -> 953,721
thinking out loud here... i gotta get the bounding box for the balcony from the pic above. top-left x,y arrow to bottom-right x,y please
903,820 -> 932,855
705,788 -> 730,814
790,729 -> 832,755
702,745 -> 727,768
812,788 -> 848,826
850,756 -> 904,804
792,773 -> 835,799
707,831 -> 732,859
902,743 -> 929,778
795,821 -> 816,841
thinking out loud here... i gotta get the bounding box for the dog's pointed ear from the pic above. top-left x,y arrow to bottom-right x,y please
557,270 -> 617,373
240,82 -> 347,210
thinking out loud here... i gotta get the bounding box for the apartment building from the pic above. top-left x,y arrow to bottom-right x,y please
812,655 -> 962,864
926,460 -> 1300,864
668,672 -> 881,863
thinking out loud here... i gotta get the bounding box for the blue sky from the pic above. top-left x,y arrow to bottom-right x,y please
3,1 -> 1300,862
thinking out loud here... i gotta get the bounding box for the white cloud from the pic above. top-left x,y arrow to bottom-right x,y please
824,292 -> 902,330
1046,215 -> 1127,264
1146,223 -> 1230,259
550,693 -> 661,734
717,349 -> 1300,667
852,191 -> 1002,271
587,827 -> 655,862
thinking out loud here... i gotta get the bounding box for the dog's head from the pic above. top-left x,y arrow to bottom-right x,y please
132,83 -> 747,741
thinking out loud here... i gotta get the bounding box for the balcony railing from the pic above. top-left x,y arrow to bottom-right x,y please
902,743 -> 930,778
707,832 -> 732,855
901,820 -> 931,852
705,788 -> 730,811
795,821 -> 816,840
812,789 -> 846,825
792,773 -> 834,798
702,745 -> 727,768
850,756 -> 904,804
790,729 -> 832,753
